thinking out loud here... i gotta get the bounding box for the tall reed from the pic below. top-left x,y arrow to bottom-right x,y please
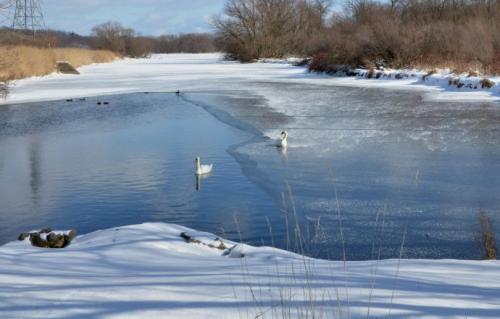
0,45 -> 117,84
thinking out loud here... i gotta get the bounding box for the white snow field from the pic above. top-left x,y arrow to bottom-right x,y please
1,54 -> 499,318
1,223 -> 499,319
2,54 -> 499,106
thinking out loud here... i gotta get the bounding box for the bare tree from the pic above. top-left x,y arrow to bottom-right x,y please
91,21 -> 151,57
91,22 -> 128,54
214,0 -> 330,61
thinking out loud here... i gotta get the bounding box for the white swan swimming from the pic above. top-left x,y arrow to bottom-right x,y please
277,131 -> 288,148
195,157 -> 213,175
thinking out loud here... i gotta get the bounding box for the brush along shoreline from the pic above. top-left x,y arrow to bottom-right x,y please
1,222 -> 499,318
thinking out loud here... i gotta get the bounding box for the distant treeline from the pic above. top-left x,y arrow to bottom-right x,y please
0,21 -> 217,57
214,0 -> 500,74
90,22 -> 217,57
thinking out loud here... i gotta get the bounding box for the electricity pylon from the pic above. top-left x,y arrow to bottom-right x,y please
11,0 -> 45,35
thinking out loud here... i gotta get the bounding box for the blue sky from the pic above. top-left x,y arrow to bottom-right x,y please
41,0 -> 226,35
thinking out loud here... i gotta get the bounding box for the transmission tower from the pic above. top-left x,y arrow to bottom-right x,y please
11,0 -> 45,35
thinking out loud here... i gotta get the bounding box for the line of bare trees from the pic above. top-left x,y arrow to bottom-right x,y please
153,34 -> 216,54
214,0 -> 500,73
90,22 -> 153,57
91,22 -> 217,57
0,22 -> 217,58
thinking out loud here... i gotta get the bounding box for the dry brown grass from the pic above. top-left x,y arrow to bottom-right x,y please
480,78 -> 495,89
467,71 -> 480,77
478,210 -> 497,260
422,70 -> 437,81
0,46 -> 118,83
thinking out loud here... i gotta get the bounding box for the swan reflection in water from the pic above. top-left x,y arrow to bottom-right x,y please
195,172 -> 212,191
275,130 -> 289,163
276,142 -> 288,163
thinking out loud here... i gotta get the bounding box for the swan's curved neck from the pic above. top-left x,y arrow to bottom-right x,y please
196,159 -> 201,171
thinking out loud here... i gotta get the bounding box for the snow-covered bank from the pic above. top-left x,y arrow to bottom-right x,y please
1,223 -> 498,319
2,53 -> 499,106
342,67 -> 500,102
259,57 -> 500,102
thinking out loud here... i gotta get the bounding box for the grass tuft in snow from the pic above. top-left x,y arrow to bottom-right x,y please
0,82 -> 7,99
480,78 -> 495,89
180,231 -> 229,250
478,210 -> 497,260
422,70 -> 437,81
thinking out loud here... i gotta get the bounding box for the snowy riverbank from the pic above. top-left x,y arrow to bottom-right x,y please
1,223 -> 498,319
332,67 -> 500,102
2,53 -> 499,106
258,57 -> 500,102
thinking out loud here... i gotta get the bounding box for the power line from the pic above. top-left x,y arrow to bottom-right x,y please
0,0 -> 13,25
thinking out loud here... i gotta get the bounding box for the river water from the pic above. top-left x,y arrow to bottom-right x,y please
1,67 -> 499,260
